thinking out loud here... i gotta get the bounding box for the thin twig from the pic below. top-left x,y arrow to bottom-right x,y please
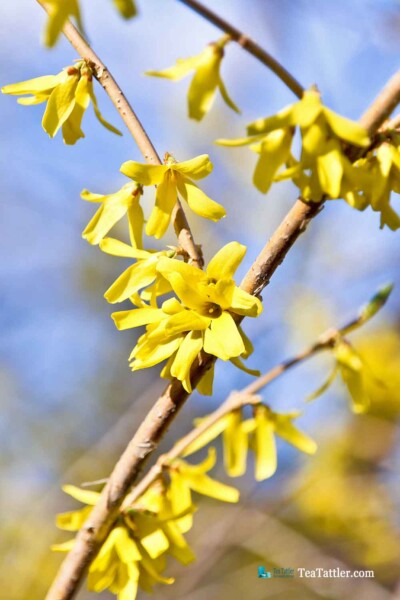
41,4 -> 400,597
176,0 -> 305,98
35,0 -> 204,268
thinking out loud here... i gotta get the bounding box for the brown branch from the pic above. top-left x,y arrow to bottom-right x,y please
176,0 -> 305,98
39,3 -> 400,596
35,0 -> 204,268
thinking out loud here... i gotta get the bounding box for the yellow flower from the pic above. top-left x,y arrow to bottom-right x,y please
111,242 -> 262,393
217,89 -> 370,200
146,36 -> 239,121
169,449 -> 240,509
2,61 -> 122,145
99,237 -> 174,306
81,183 -> 143,246
359,138 -> 400,230
41,0 -> 83,47
40,0 -> 137,47
120,153 -> 225,238
182,405 -> 317,481
333,339 -> 372,414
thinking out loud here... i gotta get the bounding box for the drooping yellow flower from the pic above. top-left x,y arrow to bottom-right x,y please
82,184 -> 143,246
99,237 -> 173,306
111,242 -> 262,393
120,153 -> 225,239
182,405 -> 317,481
146,36 -> 239,121
2,61 -> 121,145
217,89 -> 370,201
41,0 -> 83,47
41,0 -> 137,47
357,137 -> 400,230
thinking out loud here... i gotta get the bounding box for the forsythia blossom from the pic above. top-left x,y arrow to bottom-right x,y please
100,238 -> 174,306
41,0 -> 137,47
111,242 -> 262,393
217,88 -> 370,200
2,61 -> 121,145
146,36 -> 239,121
53,449 -> 238,599
120,153 -> 226,239
182,405 -> 317,481
81,183 -> 143,246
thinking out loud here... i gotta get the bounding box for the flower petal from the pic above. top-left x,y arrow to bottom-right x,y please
120,161 -> 167,185
146,171 -> 177,238
204,312 -> 245,360
173,154 -> 213,180
42,73 -> 79,137
177,177 -> 226,221
206,241 -> 247,281
170,331 -> 203,392
112,307 -> 165,330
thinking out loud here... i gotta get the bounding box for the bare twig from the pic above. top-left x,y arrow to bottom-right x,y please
35,0 -> 204,268
177,0 -> 305,98
39,2 -> 400,597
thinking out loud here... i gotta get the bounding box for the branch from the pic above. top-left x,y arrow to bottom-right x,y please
35,0 -> 204,268
41,3 -> 400,596
176,0 -> 305,98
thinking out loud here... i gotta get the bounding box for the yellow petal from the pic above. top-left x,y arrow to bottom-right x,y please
187,46 -> 221,120
56,506 -> 92,531
114,527 -> 142,562
185,472 -> 239,502
316,147 -> 344,198
42,73 -> 79,137
182,414 -> 231,457
218,75 -> 240,114
323,107 -> 370,146
254,406 -> 277,480
230,287 -> 262,317
223,411 -> 248,477
127,201 -> 144,249
105,262 -> 156,304
247,104 -> 294,136
90,87 -> 122,136
62,484 -> 100,505
2,73 -> 64,96
204,312 -> 245,360
51,539 -> 75,552
206,241 -> 246,281
252,128 -> 293,193
62,74 -> 91,145
140,529 -> 169,559
230,356 -> 260,377
273,414 -> 317,454
145,55 -> 202,81
196,362 -> 215,396
120,160 -> 167,185
100,237 -> 149,259
146,171 -> 177,238
112,307 -> 165,330
177,176 -> 226,221
173,154 -> 213,180
170,331 -> 203,392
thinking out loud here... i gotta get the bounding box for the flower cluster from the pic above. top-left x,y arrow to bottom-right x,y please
182,404 -> 317,480
146,36 -> 239,121
42,0 -> 137,47
1,60 -> 121,144
217,88 -> 371,197
54,449 -> 238,600
111,242 -> 262,393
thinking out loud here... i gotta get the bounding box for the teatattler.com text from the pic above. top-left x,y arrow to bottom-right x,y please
298,568 -> 374,578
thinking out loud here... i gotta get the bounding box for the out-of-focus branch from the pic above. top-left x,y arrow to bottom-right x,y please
176,0 -> 305,98
36,0 -> 204,268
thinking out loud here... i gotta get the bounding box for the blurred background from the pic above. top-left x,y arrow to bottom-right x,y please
1,0 -> 400,598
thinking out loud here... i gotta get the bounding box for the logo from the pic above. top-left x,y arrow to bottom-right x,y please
258,566 -> 294,579
258,566 -> 272,578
